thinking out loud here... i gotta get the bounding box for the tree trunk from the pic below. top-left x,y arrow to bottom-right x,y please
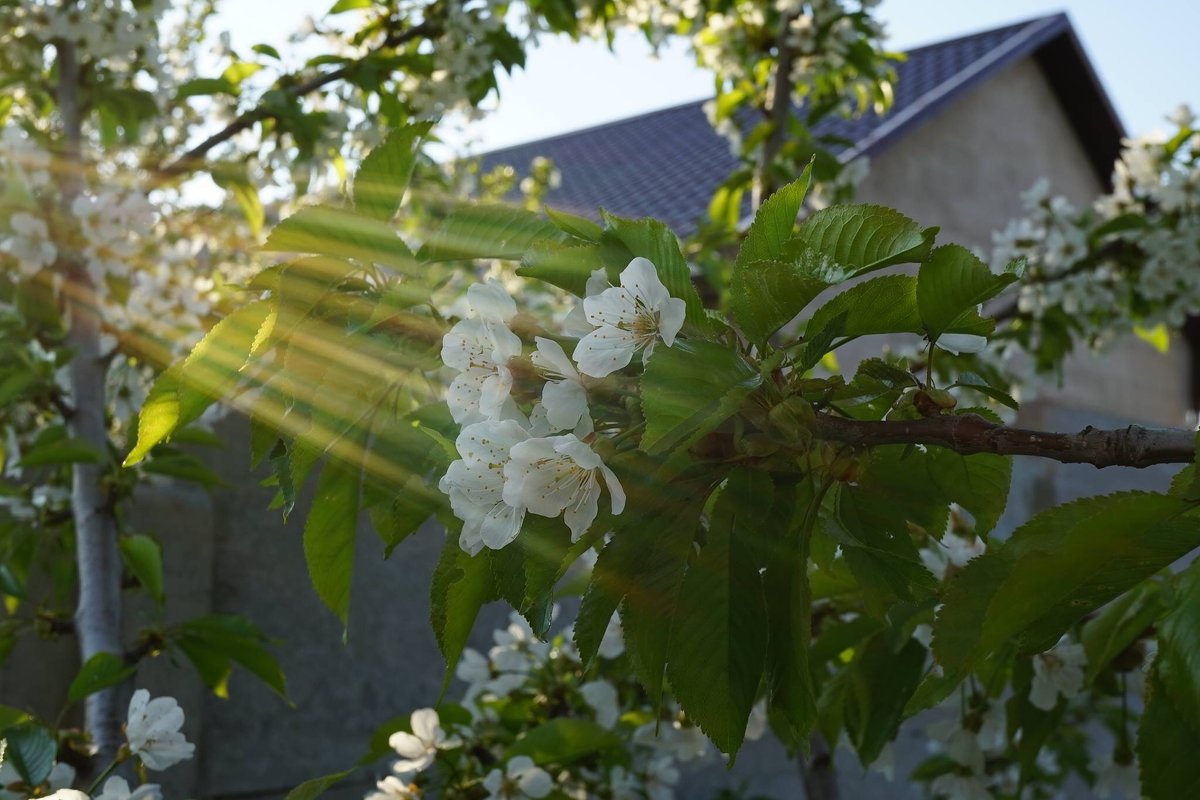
798,733 -> 840,800
753,12 -> 798,210
55,34 -> 125,769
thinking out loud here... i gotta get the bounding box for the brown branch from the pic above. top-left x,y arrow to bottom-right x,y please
812,413 -> 1196,469
752,12 -> 798,209
157,22 -> 432,177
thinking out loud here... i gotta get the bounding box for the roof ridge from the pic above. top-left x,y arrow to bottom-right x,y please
475,12 -> 1068,160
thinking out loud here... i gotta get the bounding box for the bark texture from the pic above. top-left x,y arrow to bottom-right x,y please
813,412 -> 1196,468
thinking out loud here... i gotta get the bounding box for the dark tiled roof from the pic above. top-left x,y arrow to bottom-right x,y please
479,13 -> 1122,237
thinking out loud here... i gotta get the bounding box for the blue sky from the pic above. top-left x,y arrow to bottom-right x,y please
215,1 -> 1199,152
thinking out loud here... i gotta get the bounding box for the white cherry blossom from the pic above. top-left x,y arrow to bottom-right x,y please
2,212 -> 57,276
1093,750 -> 1140,798
439,420 -> 529,554
580,679 -> 620,728
1029,639 -> 1087,710
482,755 -> 553,799
502,434 -> 625,540
936,332 -> 988,355
125,690 -> 195,771
575,257 -> 686,377
531,337 -> 591,433
441,279 -> 524,424
562,268 -> 611,337
442,318 -> 522,424
95,776 -> 162,800
389,708 -> 461,775
366,776 -> 421,800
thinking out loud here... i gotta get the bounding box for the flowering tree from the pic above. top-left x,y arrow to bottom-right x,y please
114,95 -> 1200,800
0,0 -> 896,794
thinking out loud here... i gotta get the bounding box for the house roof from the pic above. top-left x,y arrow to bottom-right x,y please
479,13 -> 1124,236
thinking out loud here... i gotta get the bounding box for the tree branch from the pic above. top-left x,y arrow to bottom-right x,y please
812,413 -> 1196,469
752,12 -> 797,209
157,22 -> 431,177
55,33 -> 126,772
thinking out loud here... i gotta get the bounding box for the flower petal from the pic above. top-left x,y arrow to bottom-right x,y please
574,326 -> 636,378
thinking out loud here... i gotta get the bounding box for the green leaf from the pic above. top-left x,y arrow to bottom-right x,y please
1152,560 -> 1200,729
2,723 -> 55,784
328,0 -> 370,12
934,492 -> 1200,680
420,204 -> 563,263
844,633 -> 926,764
16,437 -> 102,467
731,253 -> 831,346
735,169 -> 812,269
545,205 -> 603,241
0,705 -> 30,730
430,534 -> 496,672
1081,580 -> 1163,682
251,44 -> 281,59
176,77 -> 237,99
125,301 -> 274,465
285,769 -> 354,800
792,204 -> 937,279
806,275 -> 921,339
119,534 -> 164,605
67,652 -> 136,705
951,372 -> 1019,411
176,614 -> 288,700
731,173 -> 830,343
763,480 -> 817,748
1139,665 -> 1200,799
505,719 -> 623,766
263,205 -> 418,273
600,212 -> 709,331
926,445 -> 1012,537
668,472 -> 770,758
303,459 -> 361,626
353,124 -> 432,221
518,240 -> 612,297
917,245 -> 1016,342
222,61 -> 261,85
639,341 -> 761,456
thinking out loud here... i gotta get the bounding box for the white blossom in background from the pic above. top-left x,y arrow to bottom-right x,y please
365,776 -> 422,800
389,708 -> 461,775
1092,750 -> 1141,799
919,532 -> 986,582
2,212 -> 57,276
580,679 -> 621,728
439,419 -> 529,554
929,772 -> 993,800
744,700 -> 768,742
481,755 -> 553,800
125,689 -> 195,771
925,701 -> 1006,775
597,613 -> 626,660
642,756 -> 682,800
575,257 -> 686,378
95,776 -> 163,800
1029,638 -> 1087,711
503,433 -> 626,541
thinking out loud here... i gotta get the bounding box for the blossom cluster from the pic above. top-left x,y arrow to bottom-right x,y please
438,258 -> 686,554
1,0 -> 173,88
990,105 -> 1200,347
0,127 -> 256,356
370,610 -> 768,800
1,689 -> 193,800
